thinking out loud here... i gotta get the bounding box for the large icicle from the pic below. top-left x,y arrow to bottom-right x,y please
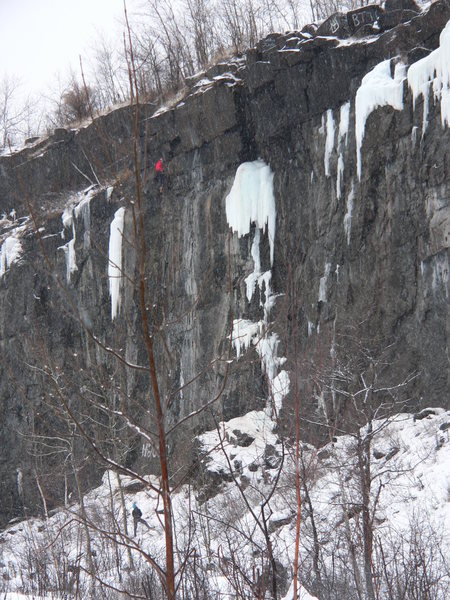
231,318 -> 288,410
227,160 -> 289,414
108,207 -> 126,320
225,160 -> 276,265
339,101 -> 351,143
244,228 -> 274,321
408,20 -> 450,134
58,220 -> 78,283
59,186 -> 95,282
232,319 -> 262,360
336,101 -> 350,199
74,190 -> 93,249
245,228 -> 262,301
355,60 -> 406,179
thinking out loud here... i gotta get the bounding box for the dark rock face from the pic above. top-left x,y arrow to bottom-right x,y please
0,2 -> 449,526
0,105 -> 138,217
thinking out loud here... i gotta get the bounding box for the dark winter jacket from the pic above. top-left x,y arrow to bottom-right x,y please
132,505 -> 142,520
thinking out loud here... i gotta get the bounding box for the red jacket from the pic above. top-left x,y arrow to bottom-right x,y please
155,159 -> 164,173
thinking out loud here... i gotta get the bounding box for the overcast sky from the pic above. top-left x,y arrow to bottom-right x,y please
0,0 -> 140,97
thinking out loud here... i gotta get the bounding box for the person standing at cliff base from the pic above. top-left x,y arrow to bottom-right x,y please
155,157 -> 165,193
132,502 -> 151,536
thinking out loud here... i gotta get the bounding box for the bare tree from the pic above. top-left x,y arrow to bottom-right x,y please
309,325 -> 418,600
91,35 -> 129,108
45,70 -> 99,128
61,74 -> 98,125
0,75 -> 39,148
184,0 -> 220,69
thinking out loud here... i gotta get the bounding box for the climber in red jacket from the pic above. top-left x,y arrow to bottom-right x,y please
155,157 -> 165,193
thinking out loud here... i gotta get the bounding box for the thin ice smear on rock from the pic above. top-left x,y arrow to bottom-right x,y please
0,237 -> 23,278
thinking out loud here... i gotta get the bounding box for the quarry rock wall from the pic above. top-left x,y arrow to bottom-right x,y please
0,0 -> 448,526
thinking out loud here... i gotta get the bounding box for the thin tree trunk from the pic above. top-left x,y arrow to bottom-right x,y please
71,444 -> 96,594
357,426 -> 376,600
124,8 -> 176,595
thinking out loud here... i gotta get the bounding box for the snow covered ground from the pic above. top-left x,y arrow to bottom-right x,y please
1,407 -> 448,599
